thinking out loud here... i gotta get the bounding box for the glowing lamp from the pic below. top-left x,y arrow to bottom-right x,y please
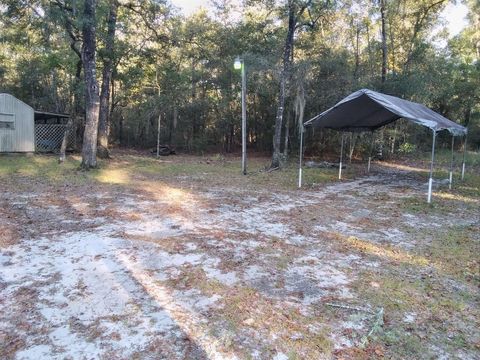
234,57 -> 242,70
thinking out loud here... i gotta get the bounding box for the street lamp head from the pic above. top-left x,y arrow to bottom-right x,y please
234,57 -> 242,70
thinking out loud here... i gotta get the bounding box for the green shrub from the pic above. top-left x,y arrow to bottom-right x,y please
398,142 -> 417,154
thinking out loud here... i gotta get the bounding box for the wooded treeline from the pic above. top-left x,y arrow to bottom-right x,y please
0,0 -> 479,167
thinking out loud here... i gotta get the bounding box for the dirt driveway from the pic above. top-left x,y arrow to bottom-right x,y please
1,153 -> 479,359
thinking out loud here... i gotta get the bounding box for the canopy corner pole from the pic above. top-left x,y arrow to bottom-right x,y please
368,131 -> 374,173
461,133 -> 468,181
449,136 -> 454,190
339,132 -> 345,180
298,125 -> 305,188
427,130 -> 437,204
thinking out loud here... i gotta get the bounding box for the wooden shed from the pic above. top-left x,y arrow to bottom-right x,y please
0,93 -> 35,152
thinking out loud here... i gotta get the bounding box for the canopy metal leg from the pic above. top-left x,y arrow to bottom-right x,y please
427,131 -> 437,204
449,136 -> 454,190
461,134 -> 468,181
368,131 -> 374,173
339,132 -> 345,180
298,125 -> 304,188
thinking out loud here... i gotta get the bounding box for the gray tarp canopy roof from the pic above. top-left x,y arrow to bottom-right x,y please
304,88 -> 467,136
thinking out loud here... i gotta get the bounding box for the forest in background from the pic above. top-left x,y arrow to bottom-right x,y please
0,0 -> 479,166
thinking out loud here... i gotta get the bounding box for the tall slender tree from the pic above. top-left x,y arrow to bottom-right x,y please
271,0 -> 296,168
271,0 -> 330,168
380,0 -> 387,85
97,0 -> 119,159
80,0 -> 100,169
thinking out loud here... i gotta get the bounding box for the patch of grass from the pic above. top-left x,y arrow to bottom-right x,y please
94,168 -> 130,184
275,254 -> 293,271
215,286 -> 332,358
431,149 -> 479,168
351,265 -> 479,359
302,166 -> 341,185
0,152 -> 351,194
353,272 -> 423,313
420,225 -> 479,283
407,149 -> 480,168
0,218 -> 20,247
117,153 -> 340,190
331,232 -> 430,267
163,267 -> 227,296
0,154 -> 104,188
457,172 -> 480,198
380,329 -> 426,357
0,154 -> 74,176
399,196 -> 453,214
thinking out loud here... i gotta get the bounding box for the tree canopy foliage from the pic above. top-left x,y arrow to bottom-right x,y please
0,0 -> 478,161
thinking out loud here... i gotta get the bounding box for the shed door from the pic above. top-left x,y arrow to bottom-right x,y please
0,112 -> 15,151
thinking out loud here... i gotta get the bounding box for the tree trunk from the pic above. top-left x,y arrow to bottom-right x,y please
271,1 -> 295,168
80,0 -> 100,169
354,25 -> 360,79
391,123 -> 397,154
229,125 -> 234,153
97,0 -> 118,159
118,113 -> 124,145
388,15 -> 396,75
191,59 -> 197,142
380,0 -> 387,85
59,119 -> 73,163
283,110 -> 290,157
464,107 -> 471,127
349,133 -> 356,163
172,105 -> 178,145
365,21 -> 373,75
156,114 -> 161,157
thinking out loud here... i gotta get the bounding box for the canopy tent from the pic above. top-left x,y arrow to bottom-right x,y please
304,89 -> 467,135
298,89 -> 468,203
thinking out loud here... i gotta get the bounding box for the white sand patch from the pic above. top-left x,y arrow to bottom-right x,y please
122,217 -> 192,238
314,224 -> 329,232
174,289 -> 222,312
379,228 -> 404,242
212,204 -> 291,238
184,242 -> 198,251
285,260 -> 353,304
286,234 -> 308,245
250,349 -> 262,359
287,264 -> 350,288
119,197 -> 154,208
202,258 -> 239,286
273,352 -> 289,360
342,321 -> 363,330
332,220 -> 358,233
403,312 -> 417,323
69,201 -> 90,212
204,267 -> 239,286
48,326 -> 100,357
243,265 -> 269,282
0,229 -> 236,359
331,333 -> 354,350
16,345 -> 53,360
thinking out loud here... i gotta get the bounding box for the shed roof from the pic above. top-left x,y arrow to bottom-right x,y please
304,89 -> 467,136
34,111 -> 70,121
0,93 -> 34,112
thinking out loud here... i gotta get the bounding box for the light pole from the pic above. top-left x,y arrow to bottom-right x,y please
234,56 -> 247,175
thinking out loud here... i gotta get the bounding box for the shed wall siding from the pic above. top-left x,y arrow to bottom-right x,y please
0,94 -> 35,152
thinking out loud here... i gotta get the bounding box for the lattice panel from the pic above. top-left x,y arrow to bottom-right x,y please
35,124 -> 75,152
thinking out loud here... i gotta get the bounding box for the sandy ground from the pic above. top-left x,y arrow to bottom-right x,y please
0,154 -> 479,359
